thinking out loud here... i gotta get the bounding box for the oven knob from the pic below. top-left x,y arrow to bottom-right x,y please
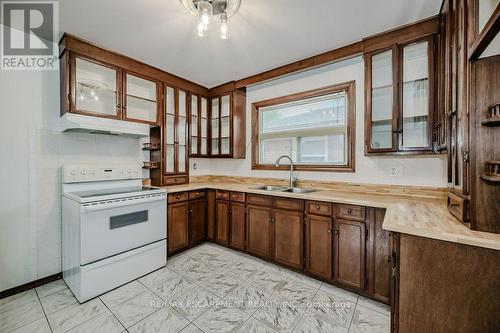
80,170 -> 87,175
70,170 -> 77,175
90,170 -> 95,175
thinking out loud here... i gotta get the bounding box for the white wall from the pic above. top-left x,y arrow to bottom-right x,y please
191,56 -> 447,187
0,55 -> 146,292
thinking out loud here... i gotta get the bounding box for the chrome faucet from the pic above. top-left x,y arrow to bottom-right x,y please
275,155 -> 297,188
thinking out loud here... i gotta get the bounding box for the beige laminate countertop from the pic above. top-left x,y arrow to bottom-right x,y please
162,182 -> 500,251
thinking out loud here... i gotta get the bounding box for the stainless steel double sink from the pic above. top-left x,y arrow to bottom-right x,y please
251,185 -> 317,194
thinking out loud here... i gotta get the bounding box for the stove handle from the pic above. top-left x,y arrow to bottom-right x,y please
80,194 -> 166,212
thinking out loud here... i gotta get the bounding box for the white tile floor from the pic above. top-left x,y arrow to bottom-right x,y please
0,243 -> 391,333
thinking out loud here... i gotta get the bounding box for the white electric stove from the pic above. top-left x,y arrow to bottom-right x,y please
62,164 -> 167,302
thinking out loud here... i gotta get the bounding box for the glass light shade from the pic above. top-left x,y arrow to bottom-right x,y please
219,13 -> 229,39
196,0 -> 213,36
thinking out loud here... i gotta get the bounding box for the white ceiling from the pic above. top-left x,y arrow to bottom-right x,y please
60,0 -> 441,88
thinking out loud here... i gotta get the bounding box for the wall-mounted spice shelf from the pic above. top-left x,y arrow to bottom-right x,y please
142,161 -> 160,169
142,142 -> 160,150
481,103 -> 500,127
480,161 -> 500,183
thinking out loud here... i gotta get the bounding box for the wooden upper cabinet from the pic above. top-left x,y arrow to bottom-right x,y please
273,209 -> 303,269
334,219 -> 366,290
305,215 -> 333,281
209,89 -> 246,158
65,53 -> 160,125
365,36 -> 436,155
189,93 -> 209,157
167,202 -> 190,254
246,205 -> 273,259
70,54 -> 122,119
163,86 -> 188,185
60,34 -> 209,126
122,71 -> 160,124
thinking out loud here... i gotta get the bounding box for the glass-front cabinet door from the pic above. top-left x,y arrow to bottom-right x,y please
190,95 -> 199,155
188,94 -> 209,157
123,72 -> 159,125
220,95 -> 231,155
366,48 -> 396,152
364,37 -> 434,155
72,55 -> 121,118
200,97 -> 208,155
164,86 -> 188,176
400,39 -> 432,151
177,90 -> 188,173
211,97 -> 220,155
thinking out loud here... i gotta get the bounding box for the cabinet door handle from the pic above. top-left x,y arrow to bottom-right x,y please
327,229 -> 332,233
347,208 -> 353,214
315,205 -> 320,210
334,229 -> 339,235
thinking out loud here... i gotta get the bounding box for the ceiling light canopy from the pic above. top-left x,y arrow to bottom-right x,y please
180,0 -> 241,39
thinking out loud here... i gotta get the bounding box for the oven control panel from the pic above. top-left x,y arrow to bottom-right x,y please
63,165 -> 142,183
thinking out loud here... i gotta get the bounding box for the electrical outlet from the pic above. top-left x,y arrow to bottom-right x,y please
389,166 -> 403,177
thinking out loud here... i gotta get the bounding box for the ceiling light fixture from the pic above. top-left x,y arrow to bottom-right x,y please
180,0 -> 241,40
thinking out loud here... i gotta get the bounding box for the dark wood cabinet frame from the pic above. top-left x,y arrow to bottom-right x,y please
188,93 -> 210,158
122,69 -> 162,125
67,52 -> 123,120
162,86 -> 189,181
364,36 -> 436,155
251,82 -> 356,172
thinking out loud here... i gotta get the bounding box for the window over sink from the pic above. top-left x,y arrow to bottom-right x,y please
252,82 -> 355,172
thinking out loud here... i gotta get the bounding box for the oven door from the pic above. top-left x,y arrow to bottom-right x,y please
79,194 -> 166,265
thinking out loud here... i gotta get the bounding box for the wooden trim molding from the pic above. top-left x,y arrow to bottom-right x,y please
234,16 -> 439,89
251,81 -> 356,172
0,273 -> 62,300
235,42 -> 363,89
468,2 -> 500,61
60,33 -> 209,96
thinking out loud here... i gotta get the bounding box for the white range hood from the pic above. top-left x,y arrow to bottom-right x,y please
60,113 -> 150,138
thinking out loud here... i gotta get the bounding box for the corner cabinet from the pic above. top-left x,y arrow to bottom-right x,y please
189,94 -> 210,157
163,86 -> 189,185
209,90 -> 246,158
61,52 -> 160,126
364,37 -> 436,155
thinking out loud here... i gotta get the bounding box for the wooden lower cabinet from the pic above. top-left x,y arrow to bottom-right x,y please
305,215 -> 333,280
190,199 -> 207,245
229,202 -> 245,250
392,233 -> 500,332
369,208 -> 391,304
274,209 -> 303,269
168,190 -> 392,308
206,190 -> 216,240
215,200 -> 230,245
334,219 -> 366,290
246,205 -> 273,259
167,202 -> 189,254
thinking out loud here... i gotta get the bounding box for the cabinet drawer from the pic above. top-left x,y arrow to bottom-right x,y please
163,176 -> 188,186
216,190 -> 229,200
246,194 -> 273,207
306,201 -> 333,216
168,192 -> 188,203
448,192 -> 467,223
189,190 -> 206,200
275,198 -> 304,211
337,204 -> 366,221
230,192 -> 246,203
